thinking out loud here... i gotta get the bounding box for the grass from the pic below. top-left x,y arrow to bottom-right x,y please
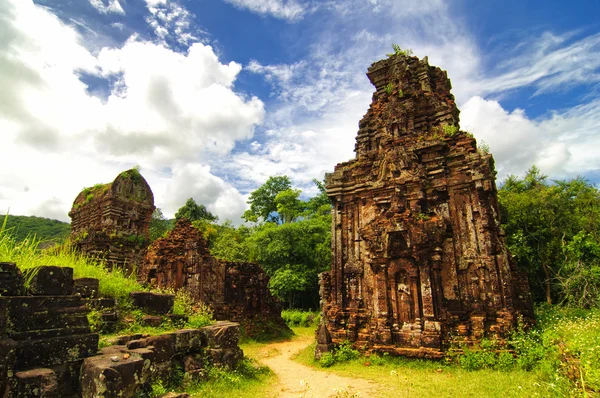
281,309 -> 320,327
185,359 -> 277,398
294,340 -> 555,397
291,306 -> 600,397
0,230 -> 144,302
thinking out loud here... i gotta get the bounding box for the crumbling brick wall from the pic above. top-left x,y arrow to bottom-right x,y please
69,169 -> 155,273
140,219 -> 288,336
316,53 -> 533,359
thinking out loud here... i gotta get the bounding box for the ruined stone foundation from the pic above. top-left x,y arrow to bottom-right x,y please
69,168 -> 155,273
140,219 -> 289,337
316,53 -> 533,359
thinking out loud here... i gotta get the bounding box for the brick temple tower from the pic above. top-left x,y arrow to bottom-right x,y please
316,53 -> 533,358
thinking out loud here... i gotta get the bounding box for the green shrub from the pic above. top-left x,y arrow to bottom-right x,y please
387,44 -> 414,57
281,309 -> 319,327
443,124 -> 458,137
319,352 -> 335,367
385,82 -> 393,95
317,340 -> 360,367
335,341 -> 360,362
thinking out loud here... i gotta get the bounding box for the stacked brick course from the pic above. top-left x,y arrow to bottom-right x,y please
316,53 -> 533,358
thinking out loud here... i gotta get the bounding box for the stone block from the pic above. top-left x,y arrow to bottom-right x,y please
0,338 -> 17,395
80,353 -> 146,398
130,291 -> 174,314
3,296 -> 90,339
15,368 -> 58,398
0,262 -> 25,296
173,329 -> 205,353
202,321 -> 240,349
142,315 -> 163,327
206,347 -> 243,369
73,278 -> 99,298
28,266 -> 73,296
144,334 -> 175,363
15,333 -> 99,369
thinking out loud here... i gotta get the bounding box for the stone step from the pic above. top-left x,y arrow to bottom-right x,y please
15,333 -> 99,369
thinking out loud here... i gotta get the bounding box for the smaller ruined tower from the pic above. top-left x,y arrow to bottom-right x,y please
316,52 -> 533,358
69,168 -> 155,273
140,219 -> 290,337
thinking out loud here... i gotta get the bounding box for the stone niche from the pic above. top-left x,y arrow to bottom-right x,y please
69,169 -> 155,273
316,54 -> 533,359
140,219 -> 289,337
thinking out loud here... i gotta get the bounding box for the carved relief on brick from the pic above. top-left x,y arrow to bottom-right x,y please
316,54 -> 533,359
69,169 -> 155,273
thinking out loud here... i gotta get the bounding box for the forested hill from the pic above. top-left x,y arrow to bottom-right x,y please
3,215 -> 70,244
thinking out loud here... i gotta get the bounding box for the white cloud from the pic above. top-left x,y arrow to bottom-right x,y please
0,0 -> 264,222
241,0 -> 600,196
478,32 -> 600,96
144,0 -> 206,46
89,0 -> 125,15
94,39 -> 265,163
461,96 -> 600,180
164,164 -> 248,223
222,0 -> 307,22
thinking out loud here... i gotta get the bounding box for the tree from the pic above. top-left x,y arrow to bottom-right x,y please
210,221 -> 253,262
499,166 -> 600,304
275,189 -> 305,223
268,266 -> 309,309
247,212 -> 331,308
304,178 -> 331,216
243,176 -> 292,223
148,208 -> 174,241
175,198 -> 218,222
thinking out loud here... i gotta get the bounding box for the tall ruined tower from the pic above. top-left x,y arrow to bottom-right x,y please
316,53 -> 533,358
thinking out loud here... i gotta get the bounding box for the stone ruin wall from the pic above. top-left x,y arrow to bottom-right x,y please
140,219 -> 289,337
316,54 -> 533,358
0,262 -> 244,397
69,169 -> 155,273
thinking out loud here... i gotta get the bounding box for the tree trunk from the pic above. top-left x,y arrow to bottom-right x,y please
542,262 -> 552,305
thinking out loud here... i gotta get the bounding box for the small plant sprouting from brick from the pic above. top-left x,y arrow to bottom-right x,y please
398,89 -> 404,98
387,43 -> 414,58
443,124 -> 458,137
479,140 -> 490,154
385,82 -> 393,95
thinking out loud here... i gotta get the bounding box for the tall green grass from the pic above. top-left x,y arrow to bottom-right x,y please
0,219 -> 143,301
281,309 -> 320,327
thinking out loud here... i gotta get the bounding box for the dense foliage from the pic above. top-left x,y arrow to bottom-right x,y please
2,214 -> 70,245
175,197 -> 218,222
498,166 -> 600,306
148,208 -> 175,241
188,176 -> 332,309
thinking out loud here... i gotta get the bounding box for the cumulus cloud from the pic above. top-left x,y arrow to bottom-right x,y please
461,97 -> 600,180
0,0 -> 264,222
89,0 -> 125,15
164,164 -> 248,223
241,0 -> 600,195
94,39 -> 265,163
222,0 -> 307,22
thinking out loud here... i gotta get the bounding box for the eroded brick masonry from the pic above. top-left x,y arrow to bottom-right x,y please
316,53 -> 533,358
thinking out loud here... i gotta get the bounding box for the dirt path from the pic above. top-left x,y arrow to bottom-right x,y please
257,335 -> 380,398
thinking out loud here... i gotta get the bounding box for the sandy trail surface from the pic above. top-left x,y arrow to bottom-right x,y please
257,335 -> 380,397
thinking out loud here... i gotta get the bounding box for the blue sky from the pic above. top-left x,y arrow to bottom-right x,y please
1,0 -> 599,223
